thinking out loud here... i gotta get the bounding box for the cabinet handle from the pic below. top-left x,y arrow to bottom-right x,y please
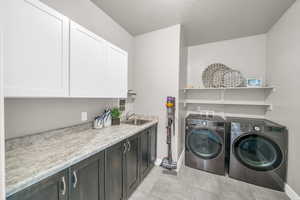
61,176 -> 66,196
127,141 -> 131,152
123,142 -> 127,154
73,171 -> 78,189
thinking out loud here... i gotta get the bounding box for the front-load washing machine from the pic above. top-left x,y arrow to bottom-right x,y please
185,114 -> 226,175
228,117 -> 288,191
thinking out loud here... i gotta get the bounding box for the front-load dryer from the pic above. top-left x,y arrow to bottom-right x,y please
185,114 -> 226,175
228,117 -> 288,191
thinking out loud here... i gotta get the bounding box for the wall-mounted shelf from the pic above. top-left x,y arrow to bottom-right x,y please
183,99 -> 272,110
183,87 -> 275,92
182,86 -> 275,113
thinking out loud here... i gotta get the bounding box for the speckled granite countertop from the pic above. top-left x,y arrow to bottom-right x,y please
5,116 -> 158,197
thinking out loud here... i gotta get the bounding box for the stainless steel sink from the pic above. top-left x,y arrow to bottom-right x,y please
122,119 -> 151,126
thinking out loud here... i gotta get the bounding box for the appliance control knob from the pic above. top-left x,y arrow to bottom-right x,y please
254,126 -> 261,131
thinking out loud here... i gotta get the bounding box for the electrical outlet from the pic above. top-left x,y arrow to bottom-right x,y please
81,112 -> 88,121
119,99 -> 126,111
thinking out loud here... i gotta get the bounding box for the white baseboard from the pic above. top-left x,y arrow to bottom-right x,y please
176,150 -> 185,173
285,184 -> 300,200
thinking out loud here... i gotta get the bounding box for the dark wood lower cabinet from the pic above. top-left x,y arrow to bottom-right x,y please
140,129 -> 151,180
105,142 -> 125,200
7,124 -> 158,200
149,125 -> 157,168
106,126 -> 156,200
125,134 -> 140,198
8,170 -> 68,200
69,152 -> 104,200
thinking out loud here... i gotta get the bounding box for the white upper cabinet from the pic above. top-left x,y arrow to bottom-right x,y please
70,21 -> 128,98
70,21 -> 107,98
106,44 -> 128,98
3,0 -> 69,97
3,0 -> 128,98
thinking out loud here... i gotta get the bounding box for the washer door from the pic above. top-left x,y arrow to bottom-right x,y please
234,134 -> 283,171
187,128 -> 223,159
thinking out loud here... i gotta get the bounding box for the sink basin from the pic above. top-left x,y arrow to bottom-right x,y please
122,119 -> 151,126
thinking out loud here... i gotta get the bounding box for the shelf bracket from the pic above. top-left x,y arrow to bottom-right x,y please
267,104 -> 273,111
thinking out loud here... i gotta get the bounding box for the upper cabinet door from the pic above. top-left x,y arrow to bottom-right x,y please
70,21 -> 108,98
70,21 -> 128,98
3,0 -> 69,97
107,44 -> 128,98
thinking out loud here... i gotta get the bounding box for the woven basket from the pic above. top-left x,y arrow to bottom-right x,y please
223,70 -> 245,88
202,63 -> 230,88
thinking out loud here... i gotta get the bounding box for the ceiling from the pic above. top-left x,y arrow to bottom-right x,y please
91,0 -> 295,46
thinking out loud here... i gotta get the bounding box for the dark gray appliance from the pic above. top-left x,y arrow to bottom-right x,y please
185,114 -> 226,175
228,117 -> 288,191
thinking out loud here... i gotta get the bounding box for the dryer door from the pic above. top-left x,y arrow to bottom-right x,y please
187,128 -> 223,160
233,134 -> 283,171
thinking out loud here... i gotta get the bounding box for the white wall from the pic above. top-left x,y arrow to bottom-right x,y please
133,25 -> 181,160
266,0 -> 300,195
186,34 -> 267,118
0,27 -> 6,200
5,99 -> 117,139
177,28 -> 188,159
187,34 -> 267,88
4,0 -> 134,139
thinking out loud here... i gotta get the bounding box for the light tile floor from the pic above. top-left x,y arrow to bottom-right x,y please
129,166 -> 290,200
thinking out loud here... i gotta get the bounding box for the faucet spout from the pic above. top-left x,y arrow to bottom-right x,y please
126,112 -> 136,121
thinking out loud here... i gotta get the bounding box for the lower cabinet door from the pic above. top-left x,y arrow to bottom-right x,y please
7,170 -> 68,200
140,129 -> 150,180
69,152 -> 104,200
125,135 -> 140,198
149,125 -> 157,168
106,142 -> 125,200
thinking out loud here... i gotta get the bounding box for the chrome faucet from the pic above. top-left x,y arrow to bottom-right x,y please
125,112 -> 136,120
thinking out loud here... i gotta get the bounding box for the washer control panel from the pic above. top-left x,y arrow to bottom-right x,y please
187,119 -> 208,126
201,121 -> 208,126
186,115 -> 225,132
231,121 -> 264,139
